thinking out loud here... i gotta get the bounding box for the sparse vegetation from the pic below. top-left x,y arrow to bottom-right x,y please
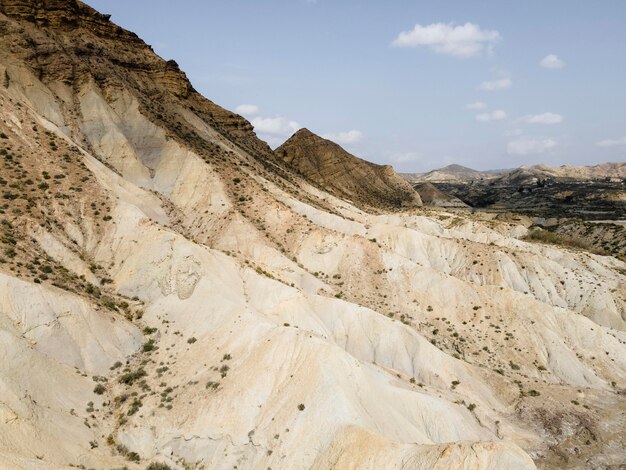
119,369 -> 147,386
146,463 -> 173,470
142,340 -> 156,352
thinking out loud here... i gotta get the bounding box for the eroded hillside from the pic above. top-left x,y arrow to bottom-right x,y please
0,2 -> 625,470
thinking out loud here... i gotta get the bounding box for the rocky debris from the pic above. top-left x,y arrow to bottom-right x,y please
277,128 -> 422,209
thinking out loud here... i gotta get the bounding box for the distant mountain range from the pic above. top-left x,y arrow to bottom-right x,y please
402,162 -> 625,184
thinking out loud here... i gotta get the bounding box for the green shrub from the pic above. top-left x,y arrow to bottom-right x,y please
523,228 -> 592,251
146,464 -> 173,470
118,369 -> 147,386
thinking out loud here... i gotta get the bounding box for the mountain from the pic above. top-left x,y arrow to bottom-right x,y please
276,128 -> 422,209
0,2 -> 625,469
403,164 -> 503,183
405,162 -> 626,185
532,162 -> 626,180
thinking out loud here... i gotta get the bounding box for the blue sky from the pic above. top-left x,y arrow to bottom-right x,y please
85,0 -> 626,172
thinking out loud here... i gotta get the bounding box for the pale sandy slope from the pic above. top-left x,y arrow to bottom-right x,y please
0,45 -> 624,470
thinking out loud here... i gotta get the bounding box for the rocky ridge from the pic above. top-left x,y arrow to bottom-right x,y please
277,128 -> 423,210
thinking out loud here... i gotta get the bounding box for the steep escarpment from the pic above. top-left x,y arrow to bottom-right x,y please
0,0 -> 274,162
277,128 -> 422,209
0,2 -> 625,470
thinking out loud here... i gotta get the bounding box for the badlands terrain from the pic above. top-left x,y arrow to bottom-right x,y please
405,164 -> 626,260
0,1 -> 625,469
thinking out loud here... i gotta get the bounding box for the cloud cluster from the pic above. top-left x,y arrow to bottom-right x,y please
478,77 -> 512,91
235,104 -> 259,115
321,130 -> 363,144
392,22 -> 500,58
475,110 -> 507,122
235,104 -> 301,147
540,54 -> 565,69
389,152 -> 422,163
466,101 -> 487,110
507,138 -> 557,155
236,103 -> 363,148
251,116 -> 301,136
521,112 -> 563,125
596,135 -> 626,147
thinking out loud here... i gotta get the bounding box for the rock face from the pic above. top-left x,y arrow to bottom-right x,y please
0,2 -> 625,470
277,128 -> 422,209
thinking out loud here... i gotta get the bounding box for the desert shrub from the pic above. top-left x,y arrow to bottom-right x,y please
128,398 -> 142,415
523,228 -> 596,252
118,369 -> 147,386
102,297 -> 117,310
147,464 -> 173,470
93,384 -> 106,395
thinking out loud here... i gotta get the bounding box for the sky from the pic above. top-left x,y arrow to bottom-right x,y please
84,0 -> 626,172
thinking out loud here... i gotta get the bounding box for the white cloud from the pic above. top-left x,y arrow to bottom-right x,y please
521,112 -> 563,125
596,135 -> 626,147
251,116 -> 300,137
507,138 -> 557,155
259,135 -> 288,148
392,22 -> 500,58
505,128 -> 524,137
540,54 -> 565,69
389,152 -> 421,163
235,104 -> 259,115
478,77 -> 512,91
475,109 -> 507,122
466,101 -> 487,110
321,130 -> 363,144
